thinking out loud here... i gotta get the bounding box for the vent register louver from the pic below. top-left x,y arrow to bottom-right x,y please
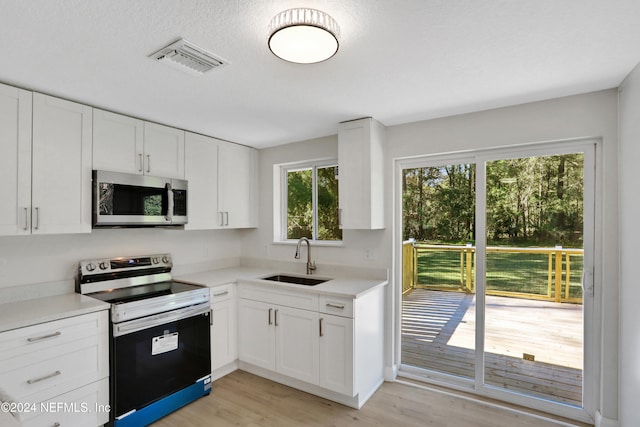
149,38 -> 228,75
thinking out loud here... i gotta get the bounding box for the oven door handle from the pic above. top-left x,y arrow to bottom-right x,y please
113,303 -> 210,337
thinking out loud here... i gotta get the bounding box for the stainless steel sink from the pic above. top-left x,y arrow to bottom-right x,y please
261,274 -> 329,286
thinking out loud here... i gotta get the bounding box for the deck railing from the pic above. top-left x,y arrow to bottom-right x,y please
402,241 -> 584,303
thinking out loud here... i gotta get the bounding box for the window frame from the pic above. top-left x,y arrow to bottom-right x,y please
279,159 -> 342,243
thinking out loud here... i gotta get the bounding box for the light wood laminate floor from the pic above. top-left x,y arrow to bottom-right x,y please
151,371 -> 590,427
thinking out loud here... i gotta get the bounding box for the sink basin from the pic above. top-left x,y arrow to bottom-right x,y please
261,274 -> 329,286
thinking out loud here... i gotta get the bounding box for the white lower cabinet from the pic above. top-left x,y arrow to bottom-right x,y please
0,310 -> 109,427
274,306 -> 319,384
238,299 -> 320,384
210,284 -> 237,378
238,282 -> 385,409
319,314 -> 354,395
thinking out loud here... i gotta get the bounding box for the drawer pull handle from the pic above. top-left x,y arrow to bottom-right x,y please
27,331 -> 61,342
27,370 -> 61,384
326,303 -> 345,310
213,291 -> 229,297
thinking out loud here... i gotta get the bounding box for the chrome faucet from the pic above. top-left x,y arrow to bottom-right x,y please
295,237 -> 316,275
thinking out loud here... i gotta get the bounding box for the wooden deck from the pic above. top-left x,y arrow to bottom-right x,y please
402,289 -> 583,406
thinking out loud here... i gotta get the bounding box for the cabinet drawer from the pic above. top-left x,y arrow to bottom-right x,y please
239,283 -> 318,311
16,378 -> 109,427
319,295 -> 354,318
0,311 -> 107,362
0,335 -> 107,403
210,283 -> 235,303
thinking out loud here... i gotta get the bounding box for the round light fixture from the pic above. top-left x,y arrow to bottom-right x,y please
268,8 -> 340,64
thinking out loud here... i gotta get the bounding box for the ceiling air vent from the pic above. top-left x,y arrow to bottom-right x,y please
149,39 -> 228,76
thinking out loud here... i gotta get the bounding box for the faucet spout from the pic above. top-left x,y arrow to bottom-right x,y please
295,237 -> 316,275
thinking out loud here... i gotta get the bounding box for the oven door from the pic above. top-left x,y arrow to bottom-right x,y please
93,170 -> 172,226
112,304 -> 211,420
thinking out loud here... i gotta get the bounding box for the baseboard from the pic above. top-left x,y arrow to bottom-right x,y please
384,364 -> 398,381
595,410 -> 618,427
238,361 -> 383,409
212,360 -> 239,381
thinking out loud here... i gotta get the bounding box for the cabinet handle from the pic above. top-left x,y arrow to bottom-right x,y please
138,153 -> 143,172
34,207 -> 40,230
224,211 -> 229,226
219,212 -> 224,227
326,303 -> 345,310
27,331 -> 61,342
213,291 -> 229,297
274,309 -> 279,327
27,370 -> 61,384
319,318 -> 324,337
146,154 -> 151,173
268,308 -> 273,325
23,207 -> 28,230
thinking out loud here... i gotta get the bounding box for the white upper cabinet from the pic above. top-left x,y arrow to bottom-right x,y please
184,132 -> 220,230
218,142 -> 258,228
185,132 -> 257,230
92,109 -> 144,174
0,83 -> 32,235
31,93 -> 93,234
338,117 -> 385,229
143,122 -> 185,179
93,109 -> 185,179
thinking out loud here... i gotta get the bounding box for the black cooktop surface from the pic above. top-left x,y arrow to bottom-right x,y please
87,281 -> 203,304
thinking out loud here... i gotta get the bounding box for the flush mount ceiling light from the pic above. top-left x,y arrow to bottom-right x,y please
268,8 -> 340,64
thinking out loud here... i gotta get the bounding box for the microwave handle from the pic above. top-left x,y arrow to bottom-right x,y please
166,182 -> 174,222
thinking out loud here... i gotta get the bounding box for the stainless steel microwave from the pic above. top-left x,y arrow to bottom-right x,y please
93,170 -> 188,227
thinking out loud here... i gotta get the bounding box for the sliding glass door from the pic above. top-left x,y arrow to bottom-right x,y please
399,141 -> 595,420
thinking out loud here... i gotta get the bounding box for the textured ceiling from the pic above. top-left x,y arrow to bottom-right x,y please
1,0 -> 639,148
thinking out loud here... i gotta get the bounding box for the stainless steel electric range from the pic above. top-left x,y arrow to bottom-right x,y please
77,254 -> 211,427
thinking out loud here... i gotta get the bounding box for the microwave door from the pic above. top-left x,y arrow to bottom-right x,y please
93,171 -> 171,226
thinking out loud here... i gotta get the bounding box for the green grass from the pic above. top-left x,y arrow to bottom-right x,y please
416,250 -> 583,300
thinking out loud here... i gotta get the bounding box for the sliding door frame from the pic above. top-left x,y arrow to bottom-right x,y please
393,138 -> 598,423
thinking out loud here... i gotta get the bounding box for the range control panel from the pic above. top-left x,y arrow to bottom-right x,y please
79,253 -> 172,276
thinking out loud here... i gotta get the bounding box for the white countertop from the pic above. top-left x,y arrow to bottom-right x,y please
176,266 -> 388,298
0,293 -> 110,333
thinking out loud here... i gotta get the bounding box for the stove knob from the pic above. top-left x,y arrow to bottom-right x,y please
152,257 -> 159,264
99,262 -> 108,270
162,256 -> 170,264
86,263 -> 96,272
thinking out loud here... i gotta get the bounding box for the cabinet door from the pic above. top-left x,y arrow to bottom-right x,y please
31,93 -> 92,234
0,84 -> 31,235
211,297 -> 237,371
275,306 -> 320,385
238,299 -> 275,371
143,122 -> 185,179
319,314 -> 354,395
184,132 -> 220,230
338,118 -> 385,229
218,142 -> 257,228
93,108 -> 144,174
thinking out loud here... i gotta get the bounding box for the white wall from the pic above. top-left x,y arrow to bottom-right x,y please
0,228 -> 245,290
242,135 -> 388,274
618,63 -> 640,427
245,89 -> 619,423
